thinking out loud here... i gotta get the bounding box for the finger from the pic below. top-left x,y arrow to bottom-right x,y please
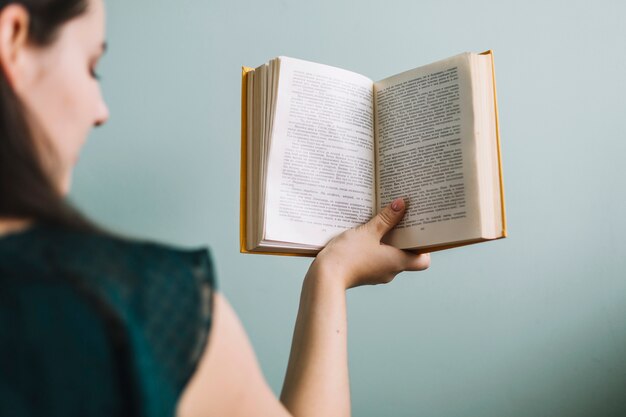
368,197 -> 406,239
403,252 -> 431,271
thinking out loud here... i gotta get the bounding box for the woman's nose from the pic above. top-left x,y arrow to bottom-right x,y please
94,99 -> 109,127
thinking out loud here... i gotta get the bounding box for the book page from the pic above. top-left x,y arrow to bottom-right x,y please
374,53 -> 482,248
264,57 -> 375,247
473,52 -> 504,239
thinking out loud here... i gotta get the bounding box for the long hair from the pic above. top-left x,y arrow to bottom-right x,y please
0,0 -> 96,231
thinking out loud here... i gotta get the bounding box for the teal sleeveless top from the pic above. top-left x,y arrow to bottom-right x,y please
0,224 -> 216,417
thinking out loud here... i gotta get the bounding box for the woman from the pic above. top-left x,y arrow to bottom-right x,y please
0,0 -> 431,416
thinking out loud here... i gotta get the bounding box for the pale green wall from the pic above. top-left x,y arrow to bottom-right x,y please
71,0 -> 626,415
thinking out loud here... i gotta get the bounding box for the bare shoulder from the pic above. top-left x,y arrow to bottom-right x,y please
0,218 -> 33,237
177,293 -> 292,417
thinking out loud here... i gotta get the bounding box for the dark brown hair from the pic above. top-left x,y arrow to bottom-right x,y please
0,0 -> 96,231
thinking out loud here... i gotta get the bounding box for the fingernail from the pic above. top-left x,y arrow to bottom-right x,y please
391,198 -> 404,212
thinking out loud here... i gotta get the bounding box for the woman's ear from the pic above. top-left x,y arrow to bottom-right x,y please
0,4 -> 31,90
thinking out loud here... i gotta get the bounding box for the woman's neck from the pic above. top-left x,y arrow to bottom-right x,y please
0,218 -> 33,237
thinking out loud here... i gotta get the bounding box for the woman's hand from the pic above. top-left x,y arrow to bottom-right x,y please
310,197 -> 431,289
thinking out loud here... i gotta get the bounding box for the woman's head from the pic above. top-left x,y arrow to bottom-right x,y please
0,0 -> 107,229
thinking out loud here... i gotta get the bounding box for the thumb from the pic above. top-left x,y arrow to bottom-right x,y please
368,197 -> 406,239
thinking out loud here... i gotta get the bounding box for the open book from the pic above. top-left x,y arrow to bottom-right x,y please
240,51 -> 506,256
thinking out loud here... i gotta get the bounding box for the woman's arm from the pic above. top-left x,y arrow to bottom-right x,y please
279,264 -> 350,416
177,292 -> 293,417
177,198 -> 430,417
280,198 -> 430,417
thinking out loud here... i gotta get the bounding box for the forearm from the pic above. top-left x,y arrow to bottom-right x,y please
280,260 -> 350,417
279,199 -> 430,416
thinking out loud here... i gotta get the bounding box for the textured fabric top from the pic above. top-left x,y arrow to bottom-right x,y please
0,224 -> 216,417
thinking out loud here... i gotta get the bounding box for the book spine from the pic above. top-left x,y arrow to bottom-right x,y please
240,67 -> 253,253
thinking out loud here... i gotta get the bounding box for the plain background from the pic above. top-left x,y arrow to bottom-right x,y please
71,0 -> 626,415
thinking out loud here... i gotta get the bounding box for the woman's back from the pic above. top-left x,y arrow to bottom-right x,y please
0,225 -> 215,417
